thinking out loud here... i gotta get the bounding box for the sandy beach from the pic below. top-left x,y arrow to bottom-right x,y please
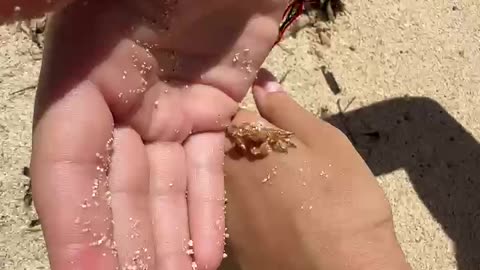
0,0 -> 479,269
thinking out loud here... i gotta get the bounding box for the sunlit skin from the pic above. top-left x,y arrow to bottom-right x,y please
221,69 -> 412,270
2,1 -> 415,270
1,0 -> 289,269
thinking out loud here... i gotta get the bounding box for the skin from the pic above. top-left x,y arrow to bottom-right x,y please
1,2 -> 411,269
221,69 -> 413,270
1,1 -> 289,269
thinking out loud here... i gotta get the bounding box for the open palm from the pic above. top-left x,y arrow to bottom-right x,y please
29,0 -> 287,269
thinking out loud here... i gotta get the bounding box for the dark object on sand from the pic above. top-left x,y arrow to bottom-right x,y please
321,66 -> 341,95
275,0 -> 345,45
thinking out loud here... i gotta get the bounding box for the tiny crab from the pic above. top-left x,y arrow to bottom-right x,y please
226,122 -> 296,157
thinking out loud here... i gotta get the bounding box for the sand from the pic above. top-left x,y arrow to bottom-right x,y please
0,0 -> 479,269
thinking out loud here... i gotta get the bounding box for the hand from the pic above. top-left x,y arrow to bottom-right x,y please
24,1 -> 289,270
222,69 -> 412,270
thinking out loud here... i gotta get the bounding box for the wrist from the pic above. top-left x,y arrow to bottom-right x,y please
311,224 -> 411,270
350,237 -> 412,270
340,230 -> 411,270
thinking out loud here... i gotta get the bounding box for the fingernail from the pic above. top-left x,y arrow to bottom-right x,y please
263,80 -> 284,93
255,68 -> 284,93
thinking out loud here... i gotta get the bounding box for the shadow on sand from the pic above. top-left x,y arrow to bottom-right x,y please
325,96 -> 479,269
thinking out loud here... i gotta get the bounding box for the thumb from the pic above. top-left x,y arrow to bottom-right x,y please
252,68 -> 325,144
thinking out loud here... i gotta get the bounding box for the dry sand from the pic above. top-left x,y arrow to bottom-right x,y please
0,0 -> 479,269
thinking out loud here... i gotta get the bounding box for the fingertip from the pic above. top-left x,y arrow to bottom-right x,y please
253,68 -> 281,91
194,243 -> 224,270
252,68 -> 286,102
251,68 -> 297,130
250,68 -> 328,146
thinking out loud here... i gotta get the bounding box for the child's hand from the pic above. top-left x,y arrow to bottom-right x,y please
223,69 -> 412,270
27,2 -> 289,270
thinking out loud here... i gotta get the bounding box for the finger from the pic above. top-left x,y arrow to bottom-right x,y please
252,68 -> 338,146
184,132 -> 226,269
146,142 -> 193,270
126,82 -> 238,143
109,127 -> 155,269
31,81 -> 118,270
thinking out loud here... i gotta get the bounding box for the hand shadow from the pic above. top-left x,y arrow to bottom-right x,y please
220,96 -> 479,270
325,96 -> 480,270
